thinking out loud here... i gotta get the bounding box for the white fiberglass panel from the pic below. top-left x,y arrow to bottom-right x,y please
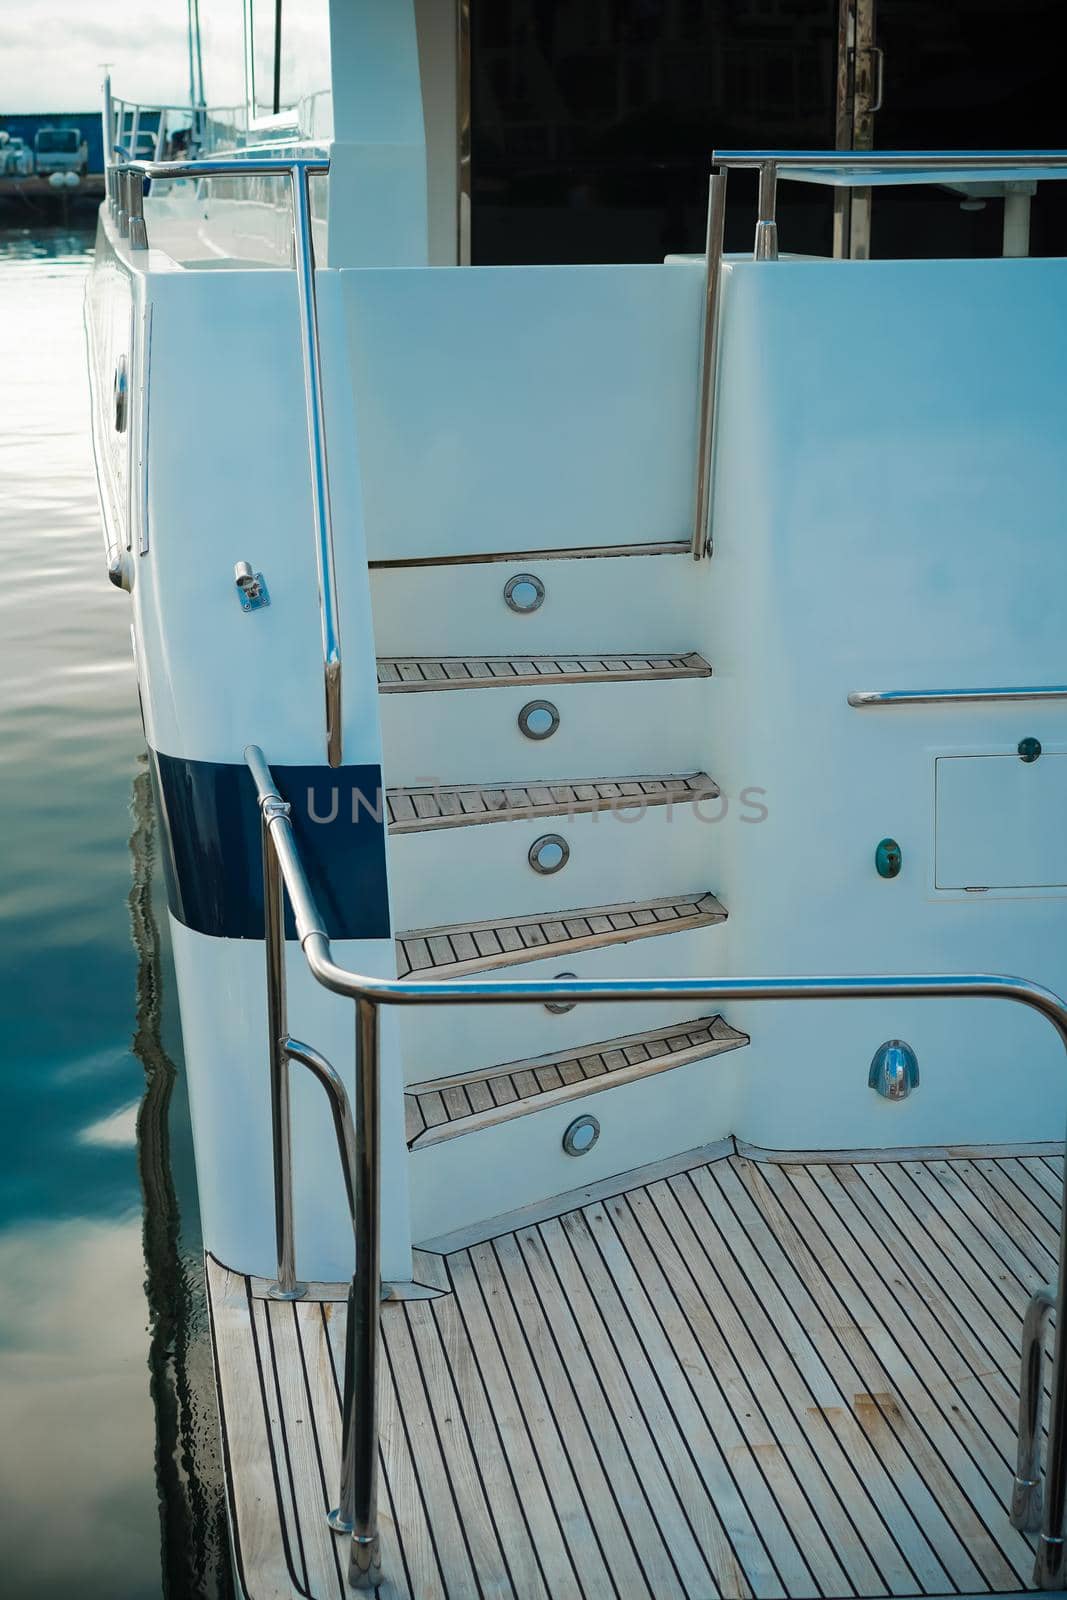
707,255 -> 1067,1150
936,752 -> 1067,889
341,262 -> 704,560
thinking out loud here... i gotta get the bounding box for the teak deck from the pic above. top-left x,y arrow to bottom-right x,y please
207,1144 -> 1065,1600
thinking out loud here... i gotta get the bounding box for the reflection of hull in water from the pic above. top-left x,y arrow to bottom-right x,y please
128,758 -> 233,1600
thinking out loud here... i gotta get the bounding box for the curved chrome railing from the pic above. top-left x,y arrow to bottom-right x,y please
245,741 -> 1067,1592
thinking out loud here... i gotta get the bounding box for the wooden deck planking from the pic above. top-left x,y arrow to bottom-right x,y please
206,1148 -> 1063,1600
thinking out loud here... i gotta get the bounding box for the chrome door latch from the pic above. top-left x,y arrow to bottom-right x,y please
234,561 -> 270,612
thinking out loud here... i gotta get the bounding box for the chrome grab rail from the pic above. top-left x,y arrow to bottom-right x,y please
245,738 -> 1067,1592
714,149 -> 1067,175
108,156 -> 343,770
1013,1284 -> 1058,1532
691,147 -> 1067,562
691,173 -> 727,560
850,686 -> 1067,707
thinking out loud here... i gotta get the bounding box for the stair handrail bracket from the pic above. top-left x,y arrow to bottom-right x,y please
246,745 -> 1067,1594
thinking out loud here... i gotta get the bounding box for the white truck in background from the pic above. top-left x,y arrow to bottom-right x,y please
33,127 -> 88,177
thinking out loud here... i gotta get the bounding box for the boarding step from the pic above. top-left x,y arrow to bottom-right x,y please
386,771 -> 717,833
395,889 -> 726,979
404,1015 -> 749,1147
377,651 -> 711,692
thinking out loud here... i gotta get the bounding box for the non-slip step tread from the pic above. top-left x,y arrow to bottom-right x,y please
386,771 -> 718,832
405,1015 -> 749,1147
377,651 -> 712,692
395,889 -> 726,979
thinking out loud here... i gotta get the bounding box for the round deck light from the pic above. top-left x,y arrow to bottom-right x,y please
562,1115 -> 600,1157
545,972 -> 577,1014
529,833 -> 569,875
518,700 -> 559,740
504,573 -> 545,613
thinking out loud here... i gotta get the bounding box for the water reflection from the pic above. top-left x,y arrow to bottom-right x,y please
0,1215 -> 160,1598
0,227 -> 231,1597
129,762 -> 232,1599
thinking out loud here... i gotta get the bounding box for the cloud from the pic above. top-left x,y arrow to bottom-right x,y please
1,1 -> 191,112
79,1099 -> 140,1147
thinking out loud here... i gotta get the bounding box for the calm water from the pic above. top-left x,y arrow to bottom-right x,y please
0,226 -> 232,1599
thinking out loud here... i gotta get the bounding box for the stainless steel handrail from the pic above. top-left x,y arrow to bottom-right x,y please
245,739 -> 1067,1591
691,172 -> 727,560
109,156 -> 344,770
282,1037 -> 365,1544
849,686 -> 1067,707
1013,1284 -> 1057,1532
714,149 -> 1067,174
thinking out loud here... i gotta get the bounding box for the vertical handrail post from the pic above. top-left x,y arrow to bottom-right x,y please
290,162 -> 343,768
128,170 -> 148,250
457,0 -> 472,265
1036,1208 -> 1067,1586
117,168 -> 130,236
102,74 -> 114,182
328,1278 -> 358,1536
262,799 -> 305,1301
754,159 -> 779,259
347,996 -> 382,1588
691,168 -> 728,561
1013,1284 -> 1056,1531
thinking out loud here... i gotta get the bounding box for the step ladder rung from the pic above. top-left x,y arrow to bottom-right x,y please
396,889 -> 727,979
405,1014 -> 749,1147
387,772 -> 719,832
377,651 -> 712,692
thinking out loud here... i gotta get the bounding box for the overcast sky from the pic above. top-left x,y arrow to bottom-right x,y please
2,2 -> 192,113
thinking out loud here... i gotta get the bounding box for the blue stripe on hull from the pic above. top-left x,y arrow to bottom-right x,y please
149,750 -> 391,941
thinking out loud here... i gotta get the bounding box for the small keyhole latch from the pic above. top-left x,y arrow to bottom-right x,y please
875,838 -> 902,879
1018,737 -> 1042,763
234,562 -> 270,612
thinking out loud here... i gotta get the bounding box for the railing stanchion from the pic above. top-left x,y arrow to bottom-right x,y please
691,168 -> 728,561
117,169 -> 130,237
1036,1215 -> 1067,1586
348,996 -> 382,1588
102,73 -> 114,189
128,171 -> 148,250
1012,1284 -> 1056,1531
262,802 -> 305,1301
754,159 -> 779,259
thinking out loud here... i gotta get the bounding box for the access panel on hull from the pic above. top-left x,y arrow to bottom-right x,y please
936,751 -> 1067,891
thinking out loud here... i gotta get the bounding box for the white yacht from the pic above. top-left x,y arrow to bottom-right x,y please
86,2 -> 1067,1595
